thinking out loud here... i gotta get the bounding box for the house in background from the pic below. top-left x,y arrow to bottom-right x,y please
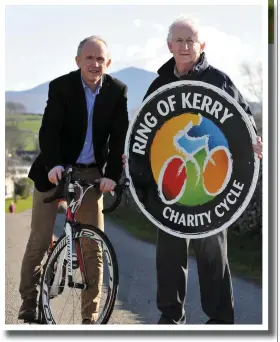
6,164 -> 31,180
5,155 -> 31,199
16,149 -> 38,162
5,177 -> 14,199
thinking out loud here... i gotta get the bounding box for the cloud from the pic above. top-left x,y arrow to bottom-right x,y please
153,23 -> 165,32
125,45 -> 142,58
132,19 -> 165,32
143,52 -> 171,73
122,36 -> 167,67
9,82 -> 30,91
133,19 -> 141,27
200,26 -> 261,100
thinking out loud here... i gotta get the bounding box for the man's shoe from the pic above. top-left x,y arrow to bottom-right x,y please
82,318 -> 94,324
157,315 -> 177,324
18,298 -> 37,322
206,318 -> 234,324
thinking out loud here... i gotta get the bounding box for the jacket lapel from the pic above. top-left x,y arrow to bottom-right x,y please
71,69 -> 88,132
92,74 -> 110,129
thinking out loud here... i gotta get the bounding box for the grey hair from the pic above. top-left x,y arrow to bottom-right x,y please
167,16 -> 204,43
77,35 -> 110,57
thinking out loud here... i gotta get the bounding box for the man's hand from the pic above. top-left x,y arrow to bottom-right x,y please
252,136 -> 263,159
122,154 -> 127,168
98,178 -> 116,193
48,165 -> 65,185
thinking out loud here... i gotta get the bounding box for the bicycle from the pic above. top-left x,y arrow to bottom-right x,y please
23,165 -> 129,325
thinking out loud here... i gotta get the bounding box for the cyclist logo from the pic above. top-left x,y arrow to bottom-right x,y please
125,81 -> 260,238
154,113 -> 232,206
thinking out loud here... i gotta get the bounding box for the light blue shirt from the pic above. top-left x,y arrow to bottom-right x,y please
76,76 -> 102,164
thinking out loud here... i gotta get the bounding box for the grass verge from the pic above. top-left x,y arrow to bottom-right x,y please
5,196 -> 33,213
106,199 -> 262,285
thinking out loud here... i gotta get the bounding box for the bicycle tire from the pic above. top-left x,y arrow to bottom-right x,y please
39,224 -> 119,325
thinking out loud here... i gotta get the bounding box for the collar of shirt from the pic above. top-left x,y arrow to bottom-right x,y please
81,75 -> 103,95
174,66 -> 193,78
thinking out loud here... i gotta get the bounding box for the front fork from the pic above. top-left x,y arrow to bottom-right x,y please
65,220 -> 88,290
65,183 -> 88,290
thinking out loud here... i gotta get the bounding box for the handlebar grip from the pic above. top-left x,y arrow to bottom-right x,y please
102,187 -> 123,214
43,193 -> 58,204
43,177 -> 66,203
102,178 -> 130,214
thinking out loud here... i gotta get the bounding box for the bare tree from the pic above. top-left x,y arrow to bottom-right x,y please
6,101 -> 26,114
240,61 -> 262,135
240,61 -> 262,103
5,101 -> 26,132
5,101 -> 29,153
5,127 -> 28,153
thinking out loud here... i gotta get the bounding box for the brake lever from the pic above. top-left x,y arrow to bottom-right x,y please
43,166 -> 73,204
102,178 -> 130,214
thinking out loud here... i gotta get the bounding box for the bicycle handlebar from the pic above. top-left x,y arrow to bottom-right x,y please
102,178 -> 130,214
43,179 -> 66,204
43,167 -> 130,214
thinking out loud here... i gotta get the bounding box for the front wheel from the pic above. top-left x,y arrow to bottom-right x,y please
39,224 -> 119,324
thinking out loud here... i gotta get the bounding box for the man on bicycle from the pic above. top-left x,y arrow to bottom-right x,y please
18,35 -> 129,324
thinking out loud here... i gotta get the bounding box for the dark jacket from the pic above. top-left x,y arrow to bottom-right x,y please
143,53 -> 256,131
29,69 -> 129,192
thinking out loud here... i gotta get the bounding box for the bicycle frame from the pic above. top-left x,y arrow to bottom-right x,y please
51,172 -> 96,293
46,165 -> 128,298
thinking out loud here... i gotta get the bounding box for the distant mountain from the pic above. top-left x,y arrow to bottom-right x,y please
5,67 -> 261,118
5,67 -> 158,117
6,82 -> 50,115
111,67 -> 157,113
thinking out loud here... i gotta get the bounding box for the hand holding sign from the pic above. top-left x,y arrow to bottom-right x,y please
252,136 -> 263,159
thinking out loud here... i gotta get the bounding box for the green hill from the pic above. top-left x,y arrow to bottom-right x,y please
6,113 -> 42,151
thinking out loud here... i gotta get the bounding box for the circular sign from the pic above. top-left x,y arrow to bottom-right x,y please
125,81 -> 260,238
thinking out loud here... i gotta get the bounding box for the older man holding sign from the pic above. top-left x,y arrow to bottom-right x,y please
124,16 -> 262,325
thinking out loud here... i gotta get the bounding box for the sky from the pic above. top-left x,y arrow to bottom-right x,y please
5,4 -> 264,100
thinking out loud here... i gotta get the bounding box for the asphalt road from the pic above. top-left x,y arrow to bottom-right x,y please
5,210 -> 262,325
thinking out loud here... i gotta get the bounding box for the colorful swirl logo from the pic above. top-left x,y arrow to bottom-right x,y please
151,113 -> 233,206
